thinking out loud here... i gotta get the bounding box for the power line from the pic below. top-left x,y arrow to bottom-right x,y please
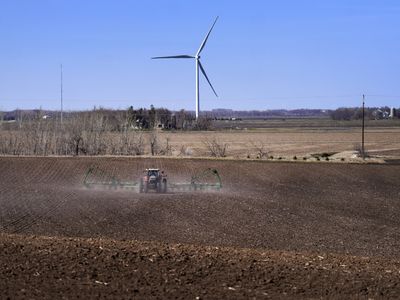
364,94 -> 400,98
3,93 -> 400,102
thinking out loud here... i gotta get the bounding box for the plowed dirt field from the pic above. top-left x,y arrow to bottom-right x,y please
1,157 -> 400,298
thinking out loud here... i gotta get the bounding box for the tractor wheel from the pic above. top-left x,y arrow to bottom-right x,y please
156,182 -> 162,193
139,179 -> 144,193
162,180 -> 167,193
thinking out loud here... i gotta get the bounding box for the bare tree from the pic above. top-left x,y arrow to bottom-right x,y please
132,132 -> 145,155
202,137 -> 228,157
251,141 -> 269,159
158,137 -> 172,156
149,131 -> 158,156
63,116 -> 79,155
0,106 -> 201,156
194,117 -> 212,130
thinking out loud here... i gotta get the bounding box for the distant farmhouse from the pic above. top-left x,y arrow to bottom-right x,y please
373,107 -> 397,120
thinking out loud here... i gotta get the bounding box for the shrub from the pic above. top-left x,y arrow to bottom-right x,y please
251,141 -> 269,159
179,145 -> 192,156
202,137 -> 228,157
193,117 -> 213,130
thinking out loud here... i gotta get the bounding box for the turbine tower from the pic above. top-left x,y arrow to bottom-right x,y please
152,17 -> 219,119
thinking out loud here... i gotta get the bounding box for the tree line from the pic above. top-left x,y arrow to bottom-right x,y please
0,106 -> 213,156
330,107 -> 399,120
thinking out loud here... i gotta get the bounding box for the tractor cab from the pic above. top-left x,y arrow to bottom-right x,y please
147,169 -> 159,176
146,169 -> 160,183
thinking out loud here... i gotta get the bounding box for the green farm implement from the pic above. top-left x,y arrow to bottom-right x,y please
83,166 -> 222,193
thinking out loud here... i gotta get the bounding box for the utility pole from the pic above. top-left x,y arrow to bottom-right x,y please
362,94 -> 365,159
60,64 -> 63,126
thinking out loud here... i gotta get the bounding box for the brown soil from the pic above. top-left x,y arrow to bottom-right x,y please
2,233 -> 400,299
1,156 -> 400,298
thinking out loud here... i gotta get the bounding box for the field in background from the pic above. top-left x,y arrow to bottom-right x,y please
163,127 -> 400,158
163,118 -> 400,160
1,117 -> 400,161
214,117 -> 400,129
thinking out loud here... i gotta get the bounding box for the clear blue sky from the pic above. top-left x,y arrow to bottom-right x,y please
1,0 -> 399,111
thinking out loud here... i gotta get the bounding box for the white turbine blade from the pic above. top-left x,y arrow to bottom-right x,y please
198,61 -> 218,98
152,55 -> 195,59
196,16 -> 219,56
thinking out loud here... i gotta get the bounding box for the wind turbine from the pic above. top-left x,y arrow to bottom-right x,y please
152,16 -> 219,119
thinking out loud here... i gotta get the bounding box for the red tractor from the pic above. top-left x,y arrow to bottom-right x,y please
139,169 -> 167,193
